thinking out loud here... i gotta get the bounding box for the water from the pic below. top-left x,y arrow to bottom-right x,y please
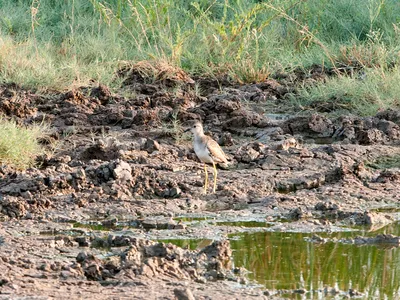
73,220 -> 141,231
173,216 -> 211,222
163,222 -> 400,298
229,223 -> 400,298
70,215 -> 400,297
214,221 -> 269,227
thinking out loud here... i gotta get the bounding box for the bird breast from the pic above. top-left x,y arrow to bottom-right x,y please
193,140 -> 214,164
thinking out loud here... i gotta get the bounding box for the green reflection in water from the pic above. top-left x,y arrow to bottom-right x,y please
158,238 -> 213,250
215,221 -> 268,227
73,222 -> 117,231
73,220 -> 141,231
230,225 -> 400,298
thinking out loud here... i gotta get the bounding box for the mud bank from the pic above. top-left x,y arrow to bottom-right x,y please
1,65 -> 400,298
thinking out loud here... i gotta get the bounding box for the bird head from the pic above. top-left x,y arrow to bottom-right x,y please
185,121 -> 204,136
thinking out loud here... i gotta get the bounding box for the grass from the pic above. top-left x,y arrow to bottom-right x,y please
0,0 -> 399,114
0,117 -> 45,169
366,154 -> 400,169
292,67 -> 400,116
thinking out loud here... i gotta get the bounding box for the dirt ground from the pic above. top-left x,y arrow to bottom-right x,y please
1,64 -> 400,299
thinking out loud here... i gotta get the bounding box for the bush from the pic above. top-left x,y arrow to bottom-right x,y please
0,118 -> 45,169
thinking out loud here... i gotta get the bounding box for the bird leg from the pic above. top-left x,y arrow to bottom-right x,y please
212,162 -> 218,193
204,163 -> 208,194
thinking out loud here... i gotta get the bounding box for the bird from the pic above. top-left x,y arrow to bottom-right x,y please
186,121 -> 228,194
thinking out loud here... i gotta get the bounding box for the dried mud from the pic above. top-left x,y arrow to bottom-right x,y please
1,65 -> 400,299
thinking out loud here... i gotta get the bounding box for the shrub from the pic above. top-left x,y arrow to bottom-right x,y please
0,118 -> 45,169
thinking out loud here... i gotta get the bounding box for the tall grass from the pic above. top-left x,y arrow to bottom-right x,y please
0,118 -> 45,169
292,67 -> 400,116
0,0 -> 400,114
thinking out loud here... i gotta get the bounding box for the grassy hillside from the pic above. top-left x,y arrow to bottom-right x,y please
0,0 -> 400,115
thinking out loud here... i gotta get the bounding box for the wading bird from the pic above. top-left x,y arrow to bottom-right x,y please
186,121 -> 228,193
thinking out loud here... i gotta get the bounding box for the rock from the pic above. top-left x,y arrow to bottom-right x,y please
90,84 -> 111,105
376,169 -> 400,183
144,243 -> 168,257
173,288 -> 195,300
132,109 -> 159,125
223,109 -> 267,128
80,138 -> 123,161
60,270 -> 71,279
77,238 -> 235,283
84,264 -> 102,281
0,196 -> 27,218
218,132 -> 235,146
141,219 -> 164,230
76,252 -> 87,263
353,211 -> 393,226
315,202 -> 339,211
239,147 -> 259,163
142,139 -> 161,153
169,187 -> 182,198
263,290 -> 271,296
75,237 -> 90,247
376,109 -> 400,125
275,173 -> 326,193
214,97 -> 241,113
287,207 -> 308,220
269,137 -> 298,151
199,240 -> 232,268
377,120 -> 400,139
111,160 -> 133,182
356,128 -> 387,145
235,142 -> 266,163
281,114 -> 334,136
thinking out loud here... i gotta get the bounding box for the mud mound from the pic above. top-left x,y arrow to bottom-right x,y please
281,112 -> 400,145
117,60 -> 195,88
0,84 -> 38,118
75,239 -> 233,282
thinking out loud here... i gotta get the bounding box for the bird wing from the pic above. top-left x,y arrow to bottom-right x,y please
206,138 -> 228,163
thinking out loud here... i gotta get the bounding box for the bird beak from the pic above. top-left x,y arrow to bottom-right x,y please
184,128 -> 191,133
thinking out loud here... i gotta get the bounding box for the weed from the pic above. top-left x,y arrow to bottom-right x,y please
161,110 -> 189,144
0,117 -> 46,169
291,67 -> 400,116
366,154 -> 400,169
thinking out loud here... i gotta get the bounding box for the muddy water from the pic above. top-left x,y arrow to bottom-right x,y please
231,230 -> 400,298
165,222 -> 400,298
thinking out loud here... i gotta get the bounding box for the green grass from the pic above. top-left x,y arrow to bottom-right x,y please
292,67 -> 400,116
0,0 -> 400,114
0,118 -> 45,169
366,154 -> 400,169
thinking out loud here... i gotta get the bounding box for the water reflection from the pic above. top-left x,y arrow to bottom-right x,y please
230,224 -> 400,298
215,221 -> 269,227
160,221 -> 400,298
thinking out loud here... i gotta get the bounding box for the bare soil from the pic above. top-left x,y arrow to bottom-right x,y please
1,65 -> 400,299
